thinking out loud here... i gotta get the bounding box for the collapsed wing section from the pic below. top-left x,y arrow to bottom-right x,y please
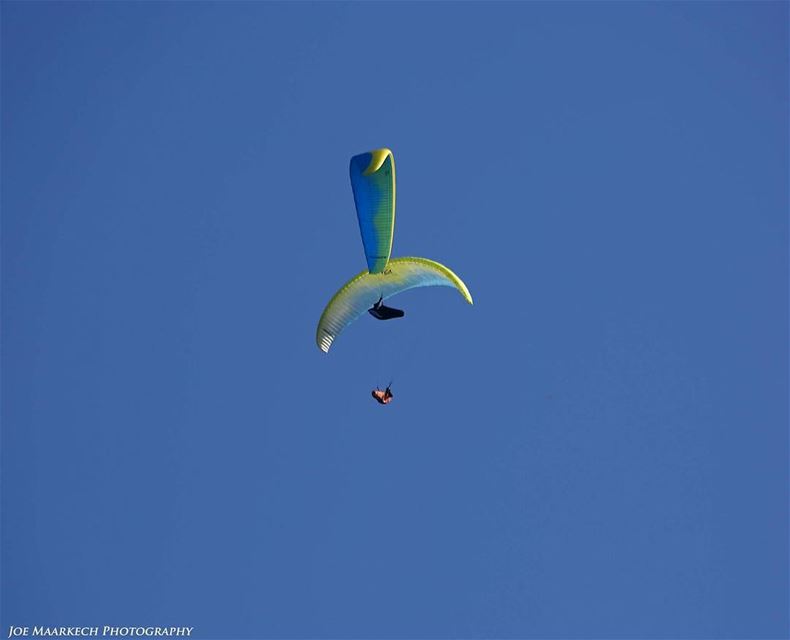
350,149 -> 395,274
316,257 -> 473,353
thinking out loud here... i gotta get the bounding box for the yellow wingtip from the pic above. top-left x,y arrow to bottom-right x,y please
362,148 -> 393,176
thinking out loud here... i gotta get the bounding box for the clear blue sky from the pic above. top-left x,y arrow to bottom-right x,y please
2,2 -> 787,638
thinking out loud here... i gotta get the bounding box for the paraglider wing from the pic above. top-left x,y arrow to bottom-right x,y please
350,149 -> 395,274
316,257 -> 473,353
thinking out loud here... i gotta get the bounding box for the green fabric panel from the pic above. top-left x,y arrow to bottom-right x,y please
349,150 -> 395,273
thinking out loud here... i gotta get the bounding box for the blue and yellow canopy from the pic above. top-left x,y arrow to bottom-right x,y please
317,148 -> 473,353
349,149 -> 396,274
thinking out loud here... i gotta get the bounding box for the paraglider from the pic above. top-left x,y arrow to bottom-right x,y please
316,148 -> 473,355
368,295 -> 404,320
371,383 -> 394,405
